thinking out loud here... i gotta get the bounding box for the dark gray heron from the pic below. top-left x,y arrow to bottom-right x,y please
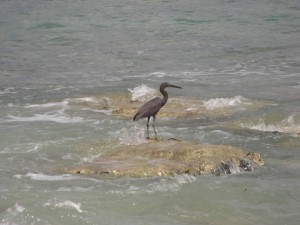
133,82 -> 182,140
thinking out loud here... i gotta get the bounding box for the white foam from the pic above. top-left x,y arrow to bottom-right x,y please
57,186 -> 95,192
67,97 -> 102,106
15,203 -> 25,213
5,203 -> 26,218
146,175 -> 196,193
128,84 -> 159,102
0,87 -> 16,95
25,97 -> 107,109
203,96 -> 251,110
240,114 -> 300,135
118,126 -> 147,145
81,152 -> 104,163
6,113 -> 84,124
73,97 -> 96,102
241,122 -> 300,135
14,173 -> 77,181
241,122 -> 277,132
12,96 -> 110,125
174,174 -> 197,184
55,200 -> 83,213
148,72 -> 167,77
81,108 -> 112,115
25,100 -> 69,108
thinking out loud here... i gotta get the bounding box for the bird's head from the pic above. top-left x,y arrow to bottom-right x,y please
160,82 -> 182,89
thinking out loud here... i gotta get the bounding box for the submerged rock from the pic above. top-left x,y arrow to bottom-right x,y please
215,152 -> 260,176
65,139 -> 264,178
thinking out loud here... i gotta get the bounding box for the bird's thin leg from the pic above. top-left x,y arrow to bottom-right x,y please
152,115 -> 158,140
146,117 -> 150,139
152,124 -> 158,140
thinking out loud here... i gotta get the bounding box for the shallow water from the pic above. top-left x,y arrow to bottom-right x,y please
1,0 -> 300,224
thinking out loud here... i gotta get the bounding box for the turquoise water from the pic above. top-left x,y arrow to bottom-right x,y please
1,0 -> 300,224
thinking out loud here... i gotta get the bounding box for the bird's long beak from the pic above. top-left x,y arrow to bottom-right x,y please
169,84 -> 182,89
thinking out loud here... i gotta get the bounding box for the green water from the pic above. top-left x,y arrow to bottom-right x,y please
1,0 -> 300,224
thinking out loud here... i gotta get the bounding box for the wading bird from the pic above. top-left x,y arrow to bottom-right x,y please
133,82 -> 182,140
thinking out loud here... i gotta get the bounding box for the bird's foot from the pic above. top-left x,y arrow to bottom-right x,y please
145,136 -> 160,141
154,136 -> 160,141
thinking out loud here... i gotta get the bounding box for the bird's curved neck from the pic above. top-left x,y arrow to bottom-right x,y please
160,87 -> 168,107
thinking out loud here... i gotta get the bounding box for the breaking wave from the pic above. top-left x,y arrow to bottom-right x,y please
53,200 -> 83,213
240,114 -> 300,136
203,96 -> 251,110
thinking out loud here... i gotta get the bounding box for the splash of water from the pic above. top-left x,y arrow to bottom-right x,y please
55,200 -> 83,213
119,126 -> 147,145
128,84 -> 158,102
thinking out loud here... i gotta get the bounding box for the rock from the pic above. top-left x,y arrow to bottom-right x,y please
110,95 -> 271,119
215,155 -> 257,176
64,139 -> 264,178
64,93 -> 273,120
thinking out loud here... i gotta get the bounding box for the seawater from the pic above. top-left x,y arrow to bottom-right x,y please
1,0 -> 300,224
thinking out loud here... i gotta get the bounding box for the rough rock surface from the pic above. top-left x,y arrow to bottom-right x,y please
66,93 -> 273,120
65,139 -> 264,178
109,95 -> 271,119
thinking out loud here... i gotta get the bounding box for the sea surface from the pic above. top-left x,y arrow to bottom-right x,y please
1,0 -> 300,224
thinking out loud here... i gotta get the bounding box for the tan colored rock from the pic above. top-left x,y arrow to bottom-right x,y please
65,93 -> 274,120
64,139 -> 264,178
109,95 -> 268,119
